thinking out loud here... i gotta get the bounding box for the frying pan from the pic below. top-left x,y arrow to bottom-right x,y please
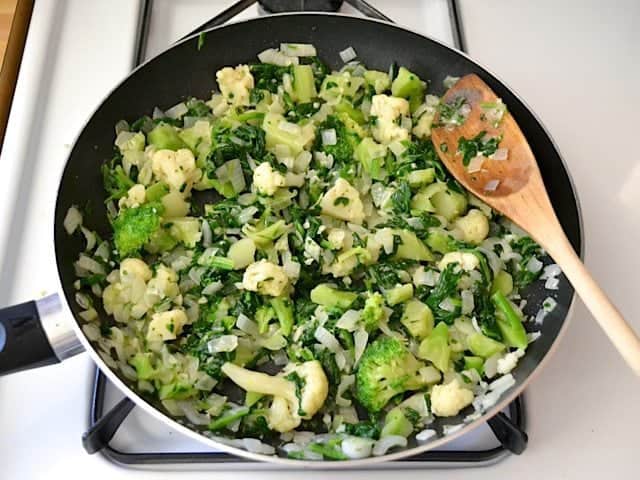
0,12 -> 582,466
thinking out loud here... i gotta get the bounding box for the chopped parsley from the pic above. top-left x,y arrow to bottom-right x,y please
457,131 -> 502,166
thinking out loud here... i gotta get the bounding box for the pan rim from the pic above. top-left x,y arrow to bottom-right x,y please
53,11 -> 584,467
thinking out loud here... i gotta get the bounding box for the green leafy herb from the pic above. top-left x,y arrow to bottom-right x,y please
457,131 -> 502,166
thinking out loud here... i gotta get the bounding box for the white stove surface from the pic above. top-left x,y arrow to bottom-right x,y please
1,0 -> 639,479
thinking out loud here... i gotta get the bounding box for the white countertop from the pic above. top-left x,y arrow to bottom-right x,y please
0,0 -> 638,478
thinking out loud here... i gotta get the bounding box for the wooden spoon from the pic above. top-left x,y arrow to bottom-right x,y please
431,74 -> 640,375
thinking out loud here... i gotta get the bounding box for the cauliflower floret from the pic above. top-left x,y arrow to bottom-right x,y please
253,162 -> 286,196
454,209 -> 490,245
438,251 -> 480,272
118,184 -> 146,209
151,148 -> 200,193
326,228 -> 353,251
221,361 -> 328,433
320,178 -> 365,224
497,348 -> 525,375
216,65 -> 254,106
370,94 -> 410,144
161,190 -> 190,218
146,264 -> 179,299
412,109 -> 436,139
146,309 -> 189,342
119,258 -> 152,282
169,217 -> 202,247
430,378 -> 474,417
242,260 -> 289,296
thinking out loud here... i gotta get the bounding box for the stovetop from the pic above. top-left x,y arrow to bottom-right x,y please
77,0 -> 527,469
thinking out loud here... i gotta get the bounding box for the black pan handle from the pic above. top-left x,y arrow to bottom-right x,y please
0,294 -> 84,376
488,410 -> 528,454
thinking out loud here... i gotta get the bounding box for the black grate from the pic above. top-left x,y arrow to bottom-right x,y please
84,0 -> 526,467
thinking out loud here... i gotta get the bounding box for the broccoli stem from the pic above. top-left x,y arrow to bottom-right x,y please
270,297 -> 294,336
208,407 -> 250,431
491,291 -> 528,349
310,284 -> 357,310
208,256 -> 235,270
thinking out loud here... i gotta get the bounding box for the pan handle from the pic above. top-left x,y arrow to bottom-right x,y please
0,294 -> 84,376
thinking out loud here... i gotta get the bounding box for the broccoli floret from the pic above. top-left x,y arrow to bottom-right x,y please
344,419 -> 380,439
314,115 -> 358,165
102,154 -> 135,201
361,292 -> 386,333
112,202 -> 163,257
355,337 -> 426,412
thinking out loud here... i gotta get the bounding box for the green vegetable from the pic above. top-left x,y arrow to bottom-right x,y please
308,439 -> 348,460
430,188 -> 467,221
457,130 -> 501,167
426,229 -> 456,254
335,100 -> 365,124
344,420 -> 380,439
250,63 -> 290,93
102,155 -> 135,201
425,263 -> 463,324
401,299 -> 434,339
510,237 -> 543,288
145,182 -> 169,202
113,202 -> 163,257
467,332 -> 505,358
491,270 -> 514,296
380,407 -> 413,438
292,64 -> 317,103
492,290 -> 528,349
406,168 -> 435,187
158,381 -> 197,400
362,292 -> 386,333
244,391 -> 264,407
310,284 -> 357,310
391,67 -> 425,111
271,297 -> 294,336
363,69 -> 390,94
147,123 -> 186,150
418,322 -> 450,372
394,229 -> 434,262
464,356 -> 484,375
384,284 -> 414,306
208,407 -> 251,431
355,337 -> 426,412
314,115 -> 358,164
129,353 -> 154,380
354,137 -> 387,180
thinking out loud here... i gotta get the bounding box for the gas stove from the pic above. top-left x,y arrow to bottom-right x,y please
76,0 -> 527,469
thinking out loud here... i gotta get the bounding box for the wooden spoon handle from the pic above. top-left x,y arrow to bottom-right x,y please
544,232 -> 640,375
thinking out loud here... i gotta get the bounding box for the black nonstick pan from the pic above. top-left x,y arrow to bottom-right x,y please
0,13 -> 581,466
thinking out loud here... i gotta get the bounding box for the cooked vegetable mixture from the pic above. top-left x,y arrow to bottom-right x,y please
65,43 -> 556,460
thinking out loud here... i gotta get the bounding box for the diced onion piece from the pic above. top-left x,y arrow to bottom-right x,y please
257,48 -> 298,66
439,297 -> 456,312
416,429 -> 437,443
490,147 -> 509,161
202,281 -> 223,296
280,43 -> 317,57
443,75 -> 460,89
237,313 -> 259,336
373,435 -> 407,456
76,254 -> 105,275
484,179 -> 500,192
540,263 -> 561,279
336,374 -> 355,407
315,326 -> 347,369
400,116 -> 412,131
527,331 -> 542,343
201,220 -> 212,247
461,290 -> 475,315
152,106 -> 164,119
526,257 -> 543,273
176,400 -> 210,425
321,128 -> 337,146
64,206 -> 83,234
467,155 -> 485,173
545,277 -> 560,290
164,102 -> 188,119
339,46 -> 357,63
80,227 -> 96,251
336,309 -> 361,331
354,328 -> 368,365
342,436 -> 375,459
278,120 -> 301,135
207,335 -> 238,353
443,424 -> 464,435
542,296 -> 557,312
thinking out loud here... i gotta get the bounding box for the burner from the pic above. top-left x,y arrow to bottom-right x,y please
259,0 -> 344,13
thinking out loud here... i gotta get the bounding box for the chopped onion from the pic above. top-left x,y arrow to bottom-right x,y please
443,75 -> 460,89
483,352 -> 502,379
321,128 -> 337,146
177,400 -> 210,425
315,326 -> 347,369
400,116 -> 412,131
164,102 -> 188,119
243,438 -> 276,455
484,179 -> 500,192
416,429 -> 437,443
237,314 -> 259,336
336,309 -> 361,331
278,120 -> 301,135
526,256 -> 543,273
75,292 -> 92,310
152,106 -> 164,119
76,254 -> 105,275
280,43 -> 317,57
542,296 -> 557,312
527,331 -> 542,343
207,335 -> 238,353
201,220 -> 212,247
354,328 -> 368,365
257,48 -> 298,66
80,227 -> 96,251
64,206 -> 83,234
545,277 -> 560,290
336,375 -> 355,406
342,436 -> 375,459
271,349 -> 289,366
373,435 -> 407,456
443,424 -> 464,435
461,290 -> 475,315
339,46 -> 357,63
489,373 -> 516,393
540,263 -> 561,279
439,297 -> 456,313
375,228 -> 395,255
467,155 -> 485,173
490,147 -> 509,161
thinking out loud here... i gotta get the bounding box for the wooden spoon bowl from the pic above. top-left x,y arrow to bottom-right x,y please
432,74 -> 640,375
